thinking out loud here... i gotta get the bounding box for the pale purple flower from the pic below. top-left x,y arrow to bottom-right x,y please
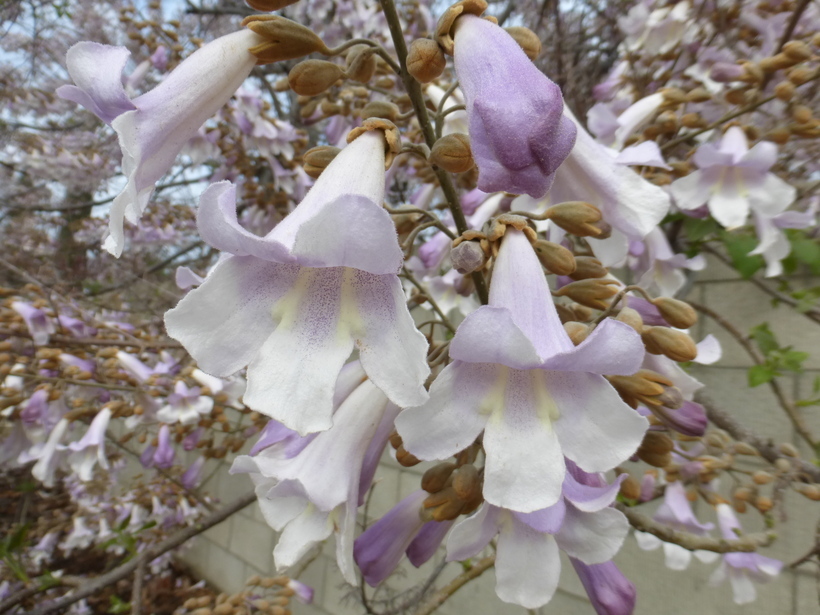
629,227 -> 705,297
165,131 -> 429,435
67,407 -> 111,481
445,464 -> 629,609
57,315 -> 96,338
635,481 -> 719,569
570,559 -> 637,615
588,93 -> 664,150
749,200 -> 817,277
709,504 -> 782,604
286,579 -> 314,604
452,15 -> 576,198
12,301 -> 54,345
57,29 -> 265,256
156,381 -> 214,425
31,418 -> 69,487
231,379 -> 398,584
670,126 -> 795,230
152,424 -> 175,469
61,517 -> 95,555
397,229 -> 648,513
29,532 -> 60,569
181,457 -> 206,490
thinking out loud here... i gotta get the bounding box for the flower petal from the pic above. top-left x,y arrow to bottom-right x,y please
555,505 -> 629,564
446,503 -> 500,561
495,518 -> 561,608
549,372 -> 648,473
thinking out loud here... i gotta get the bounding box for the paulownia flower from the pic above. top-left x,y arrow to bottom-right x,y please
445,462 -> 629,609
165,130 -> 429,435
67,407 -> 111,481
570,559 -> 637,615
396,229 -> 648,513
57,29 -> 265,257
452,15 -> 576,198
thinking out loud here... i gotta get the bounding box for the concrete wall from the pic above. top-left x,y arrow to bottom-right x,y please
181,258 -> 820,615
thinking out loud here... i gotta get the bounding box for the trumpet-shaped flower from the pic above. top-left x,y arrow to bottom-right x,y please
709,504 -> 782,604
570,559 -> 637,615
445,463 -> 629,609
396,229 -> 648,512
165,130 -> 428,435
452,15 -> 576,198
57,29 -> 265,256
670,126 -> 794,230
67,407 -> 111,481
231,379 -> 398,584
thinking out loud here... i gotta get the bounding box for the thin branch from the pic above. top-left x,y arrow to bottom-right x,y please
23,491 -> 256,615
776,0 -> 812,53
0,328 -> 182,349
412,555 -> 495,615
617,503 -> 774,552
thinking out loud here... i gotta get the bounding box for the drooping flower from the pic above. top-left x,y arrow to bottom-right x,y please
231,378 -> 397,584
570,559 -> 637,615
670,126 -> 795,230
67,407 -> 111,481
152,424 -> 176,469
156,381 -> 214,425
397,228 -> 648,513
11,301 -> 54,345
445,463 -> 629,609
165,129 -> 429,435
31,418 -> 69,487
709,504 -> 782,604
450,14 -> 576,197
57,29 -> 265,256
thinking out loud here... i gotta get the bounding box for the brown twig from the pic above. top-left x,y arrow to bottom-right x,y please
412,555 -> 496,615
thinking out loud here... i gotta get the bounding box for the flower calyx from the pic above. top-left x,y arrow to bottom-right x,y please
504,26 -> 541,60
430,133 -> 474,173
651,297 -> 698,329
420,461 -> 484,522
607,369 -> 678,409
543,201 -> 608,237
347,118 -> 402,168
435,0 -> 492,55
532,239 -> 576,276
450,238 -> 488,274
407,39 -> 447,83
242,15 -> 331,65
641,326 -> 698,362
345,45 -> 377,83
554,278 -> 620,310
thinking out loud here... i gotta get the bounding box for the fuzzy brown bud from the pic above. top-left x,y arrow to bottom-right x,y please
774,80 -> 795,101
242,15 -> 331,64
360,101 -> 399,121
568,256 -> 607,280
752,471 -> 774,485
554,278 -> 620,310
532,240 -> 577,275
544,201 -> 604,237
641,326 -> 698,362
303,145 -> 340,178
564,321 -> 590,346
787,66 -> 815,85
422,463 -> 456,493
504,26 -> 541,60
782,40 -> 812,62
244,0 -> 299,12
779,442 -> 799,457
450,240 -> 487,274
396,445 -> 421,467
792,105 -> 813,124
686,87 -> 711,102
652,297 -> 698,329
451,464 -> 481,500
759,53 -> 798,73
346,46 -> 377,83
620,475 -> 641,500
639,431 -> 674,456
608,369 -> 674,409
407,39 -> 447,83
430,133 -> 474,173
288,60 -> 344,96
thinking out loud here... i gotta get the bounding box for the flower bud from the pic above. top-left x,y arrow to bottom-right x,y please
774,80 -> 795,101
451,464 -> 481,500
685,87 -> 711,102
793,105 -> 813,123
288,60 -> 344,96
303,145 -> 340,178
554,278 -> 620,310
242,15 -> 331,64
360,100 -> 399,121
638,432 -> 674,464
782,40 -> 811,62
430,133 -> 474,173
759,53 -> 797,73
779,442 -> 799,457
244,0 -> 299,12
504,26 -> 541,60
346,45 -> 377,83
651,297 -> 697,329
407,39 -> 447,83
545,201 -> 605,237
607,369 -> 674,408
740,61 -> 764,83
710,62 -> 745,82
564,321 -> 589,346
732,442 -> 759,456
422,462 -> 456,493
787,66 -> 815,85
568,256 -> 607,280
450,239 -> 487,274
619,475 -> 641,500
615,307 -> 643,332
795,484 -> 820,501
396,445 -> 421,467
641,326 -> 698,362
532,240 -> 576,275
752,470 -> 774,485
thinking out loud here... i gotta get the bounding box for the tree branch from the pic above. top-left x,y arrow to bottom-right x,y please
412,555 -> 496,615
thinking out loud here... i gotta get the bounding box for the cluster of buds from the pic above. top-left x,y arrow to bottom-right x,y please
176,574 -> 311,615
420,445 -> 484,521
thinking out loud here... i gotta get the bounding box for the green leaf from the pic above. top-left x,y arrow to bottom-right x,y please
781,349 -> 809,371
683,217 -> 721,242
108,595 -> 131,614
791,236 -> 820,273
750,323 -> 778,355
748,364 -> 775,387
722,232 -> 764,278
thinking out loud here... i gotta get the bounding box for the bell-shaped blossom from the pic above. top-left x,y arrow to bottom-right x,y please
166,131 -> 429,435
445,465 -> 629,609
670,127 -> 795,230
31,418 -> 69,487
57,29 -> 265,256
397,229 -> 648,513
152,424 -> 176,469
547,109 -> 671,265
709,504 -> 782,604
452,15 -> 576,198
156,381 -> 214,425
635,481 -> 719,569
181,456 -> 206,490
11,301 -> 54,345
231,379 -> 398,584
570,559 -> 637,615
67,407 -> 111,481
629,227 -> 706,297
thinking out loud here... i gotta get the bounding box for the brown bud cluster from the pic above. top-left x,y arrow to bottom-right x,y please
421,462 -> 484,521
345,45 -> 377,83
568,256 -> 607,281
608,369 -> 680,409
